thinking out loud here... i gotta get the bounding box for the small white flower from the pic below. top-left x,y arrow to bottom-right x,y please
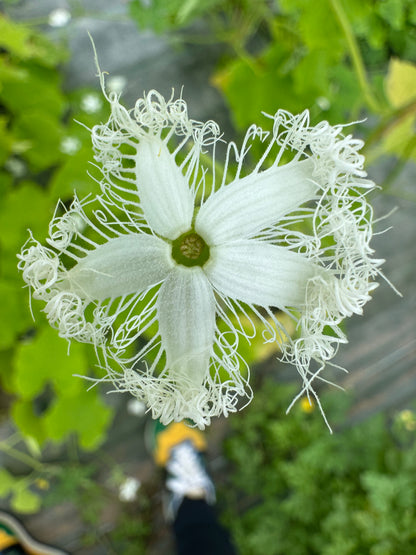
127,398 -> 146,417
118,476 -> 141,502
81,94 -> 103,114
60,136 -> 81,155
5,157 -> 26,178
107,76 -> 127,95
316,96 -> 331,111
18,67 -> 387,428
48,8 -> 71,28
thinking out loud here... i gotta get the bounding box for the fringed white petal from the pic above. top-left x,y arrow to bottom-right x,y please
117,362 -> 248,429
18,74 -> 392,429
18,237 -> 61,301
65,234 -> 173,301
205,240 -> 316,308
135,139 -> 194,239
196,159 -> 317,244
157,266 -> 216,389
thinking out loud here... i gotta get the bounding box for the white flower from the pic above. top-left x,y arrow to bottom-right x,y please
107,76 -> 127,95
127,398 -> 146,417
118,476 -> 141,502
81,93 -> 103,114
60,136 -> 81,155
5,157 -> 26,178
48,8 -> 71,28
316,96 -> 331,111
18,71 -> 386,429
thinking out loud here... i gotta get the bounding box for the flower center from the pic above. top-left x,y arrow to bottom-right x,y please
171,230 -> 210,268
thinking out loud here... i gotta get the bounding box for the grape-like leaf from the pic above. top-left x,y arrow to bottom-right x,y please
0,181 -> 51,251
13,326 -> 87,399
0,280 -> 32,349
0,467 -> 15,496
11,486 -> 42,514
43,388 -> 113,450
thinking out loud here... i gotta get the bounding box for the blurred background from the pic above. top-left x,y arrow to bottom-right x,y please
0,0 -> 415,553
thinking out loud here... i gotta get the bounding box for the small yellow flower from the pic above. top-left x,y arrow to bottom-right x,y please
398,409 -> 416,431
300,397 -> 315,413
35,478 -> 50,490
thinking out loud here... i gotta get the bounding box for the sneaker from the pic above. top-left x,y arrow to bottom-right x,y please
0,511 -> 68,555
150,420 -> 207,467
150,421 -> 216,520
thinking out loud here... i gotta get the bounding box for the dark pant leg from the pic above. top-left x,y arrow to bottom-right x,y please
1,547 -> 26,554
173,497 -> 237,555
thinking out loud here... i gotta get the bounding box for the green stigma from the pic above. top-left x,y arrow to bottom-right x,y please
171,230 -> 210,267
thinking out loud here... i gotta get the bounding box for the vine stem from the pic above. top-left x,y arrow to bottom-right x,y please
329,0 -> 381,113
364,98 -> 416,151
0,442 -> 44,472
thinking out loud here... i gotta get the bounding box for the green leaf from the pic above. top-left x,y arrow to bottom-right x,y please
0,467 -> 15,496
385,58 -> 416,108
0,170 -> 13,196
292,49 -> 330,99
0,280 -> 32,349
49,145 -> 100,202
381,116 -> 416,159
327,64 -> 362,121
279,0 -> 345,56
43,388 -> 112,450
0,14 -> 66,66
0,57 -> 27,93
11,486 -> 42,514
129,0 -> 222,32
11,399 -> 46,445
13,111 -> 64,171
382,58 -> 416,159
0,348 -> 15,392
0,15 -> 39,60
0,116 -> 14,165
13,326 -> 87,399
0,181 -> 51,251
376,0 -> 405,30
1,64 -> 65,120
214,45 -> 301,131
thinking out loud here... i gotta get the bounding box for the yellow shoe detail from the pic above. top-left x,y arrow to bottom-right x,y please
154,422 -> 206,467
0,528 -> 18,550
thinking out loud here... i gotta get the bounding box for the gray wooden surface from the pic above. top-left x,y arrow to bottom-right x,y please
1,1 -> 416,553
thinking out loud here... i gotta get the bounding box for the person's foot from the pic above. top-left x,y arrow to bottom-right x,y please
151,421 -> 216,520
0,511 -> 68,555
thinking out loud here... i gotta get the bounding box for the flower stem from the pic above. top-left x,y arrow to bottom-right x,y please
329,0 -> 381,113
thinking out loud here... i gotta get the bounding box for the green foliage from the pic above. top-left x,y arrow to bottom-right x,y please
0,468 -> 42,513
129,0 -> 224,32
109,506 -> 151,554
42,462 -> 151,551
0,280 -> 32,349
7,326 -> 112,450
0,15 -> 63,66
43,463 -> 103,525
14,327 -> 86,399
43,388 -> 112,450
381,58 -> 416,160
0,2 -> 413,545
9,485 -> 42,514
217,0 -> 416,128
0,15 -> 113,471
128,0 -> 416,184
223,381 -> 416,555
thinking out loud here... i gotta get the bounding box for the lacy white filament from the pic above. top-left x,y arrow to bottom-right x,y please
18,64 -> 385,428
